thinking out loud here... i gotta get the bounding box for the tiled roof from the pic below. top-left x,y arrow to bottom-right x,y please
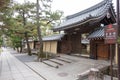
88,23 -> 117,39
54,0 -> 114,30
88,27 -> 104,39
81,39 -> 90,44
42,34 -> 65,41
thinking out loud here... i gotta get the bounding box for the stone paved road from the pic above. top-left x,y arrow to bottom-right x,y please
0,48 -> 45,80
0,47 -> 118,80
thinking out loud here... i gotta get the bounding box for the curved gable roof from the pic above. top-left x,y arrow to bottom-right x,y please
66,0 -> 110,20
54,0 -> 115,31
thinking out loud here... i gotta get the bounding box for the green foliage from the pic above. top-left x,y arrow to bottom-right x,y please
0,37 -> 3,46
0,0 -> 63,48
10,36 -> 22,48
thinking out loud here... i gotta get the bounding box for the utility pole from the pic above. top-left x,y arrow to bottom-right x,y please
117,0 -> 120,80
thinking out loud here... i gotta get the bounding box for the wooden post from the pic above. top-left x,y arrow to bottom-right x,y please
115,44 -> 118,64
117,0 -> 120,79
110,44 -> 113,80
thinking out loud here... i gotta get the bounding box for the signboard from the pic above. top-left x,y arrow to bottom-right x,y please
105,24 -> 117,44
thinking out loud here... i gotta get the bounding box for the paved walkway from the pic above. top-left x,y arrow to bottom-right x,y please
0,48 -> 45,80
0,48 -> 118,80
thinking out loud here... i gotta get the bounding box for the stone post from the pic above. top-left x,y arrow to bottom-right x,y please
88,68 -> 103,80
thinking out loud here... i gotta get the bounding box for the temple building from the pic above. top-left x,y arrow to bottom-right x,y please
53,0 -> 116,60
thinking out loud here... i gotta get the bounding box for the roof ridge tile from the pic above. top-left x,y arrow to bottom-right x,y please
66,0 -> 111,20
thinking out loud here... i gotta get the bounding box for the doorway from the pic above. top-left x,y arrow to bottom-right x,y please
97,44 -> 109,60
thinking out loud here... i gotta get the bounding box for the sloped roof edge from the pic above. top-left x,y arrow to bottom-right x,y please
54,0 -> 114,31
42,34 -> 65,41
88,23 -> 117,39
66,0 -> 111,20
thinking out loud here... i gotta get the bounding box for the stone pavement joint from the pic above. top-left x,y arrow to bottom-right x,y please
23,61 -> 47,80
55,57 -> 71,63
0,48 -> 46,80
43,60 -> 59,68
49,59 -> 63,66
1,47 -> 118,80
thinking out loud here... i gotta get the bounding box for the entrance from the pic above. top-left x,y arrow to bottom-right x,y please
97,44 -> 109,60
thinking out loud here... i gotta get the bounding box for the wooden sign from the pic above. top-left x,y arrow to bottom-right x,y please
105,24 -> 117,44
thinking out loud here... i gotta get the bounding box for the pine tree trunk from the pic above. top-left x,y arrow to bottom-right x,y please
20,41 -> 22,53
36,0 -> 43,62
23,10 -> 32,56
25,32 -> 32,56
17,47 -> 19,52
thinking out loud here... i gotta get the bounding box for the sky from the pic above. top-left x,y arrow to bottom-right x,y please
14,0 -> 116,17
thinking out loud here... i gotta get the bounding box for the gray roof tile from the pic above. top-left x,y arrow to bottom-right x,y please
42,34 -> 65,41
88,23 -> 117,39
54,0 -> 114,30
88,27 -> 104,39
81,39 -> 90,44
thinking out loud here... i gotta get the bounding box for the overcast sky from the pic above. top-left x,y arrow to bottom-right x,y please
14,0 -> 116,16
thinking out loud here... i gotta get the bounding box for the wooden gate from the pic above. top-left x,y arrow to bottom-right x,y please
97,44 -> 109,60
